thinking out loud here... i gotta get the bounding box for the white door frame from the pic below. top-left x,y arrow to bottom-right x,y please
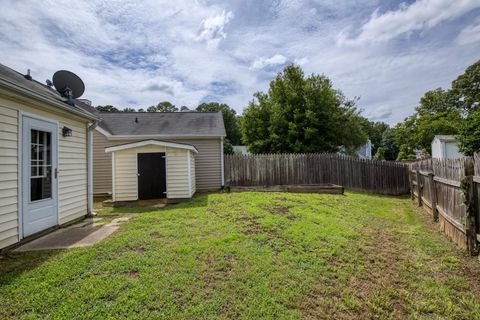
19,112 -> 59,239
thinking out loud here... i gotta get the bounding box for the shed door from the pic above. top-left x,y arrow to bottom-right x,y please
22,116 -> 58,237
137,153 -> 166,200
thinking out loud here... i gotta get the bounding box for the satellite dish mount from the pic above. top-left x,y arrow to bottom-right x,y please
52,70 -> 85,106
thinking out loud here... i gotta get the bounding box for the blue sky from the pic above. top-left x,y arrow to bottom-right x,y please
0,0 -> 479,124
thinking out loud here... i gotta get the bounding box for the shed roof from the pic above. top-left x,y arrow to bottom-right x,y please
96,111 -> 226,137
0,64 -> 97,120
105,139 -> 198,153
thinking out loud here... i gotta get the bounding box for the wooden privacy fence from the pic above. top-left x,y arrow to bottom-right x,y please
410,155 -> 480,255
224,153 -> 410,195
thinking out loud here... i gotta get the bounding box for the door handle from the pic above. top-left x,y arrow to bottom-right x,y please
137,173 -> 140,176
54,168 -> 58,179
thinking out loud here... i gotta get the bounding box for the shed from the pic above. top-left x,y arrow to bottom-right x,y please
431,135 -> 464,159
105,140 -> 197,202
91,112 -> 226,195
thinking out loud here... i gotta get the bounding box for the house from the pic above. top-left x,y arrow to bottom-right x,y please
0,64 -> 97,250
337,139 -> 372,159
92,112 -> 226,202
431,135 -> 464,159
356,139 -> 372,160
233,145 -> 250,155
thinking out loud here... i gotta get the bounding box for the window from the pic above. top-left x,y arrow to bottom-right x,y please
30,129 -> 52,201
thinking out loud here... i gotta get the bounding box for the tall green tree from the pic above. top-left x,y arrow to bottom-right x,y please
458,109 -> 480,156
156,101 -> 178,112
394,88 -> 462,154
146,101 -> 178,112
381,128 -> 399,161
451,60 -> 480,111
196,102 -> 241,146
241,65 -> 367,154
96,105 -> 119,112
122,107 -> 135,112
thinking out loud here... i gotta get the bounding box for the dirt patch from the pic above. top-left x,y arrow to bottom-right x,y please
150,231 -> 164,238
127,272 -> 139,280
127,245 -> 145,255
202,253 -> 236,288
264,204 -> 297,220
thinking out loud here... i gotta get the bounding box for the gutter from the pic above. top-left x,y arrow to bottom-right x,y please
87,121 -> 98,217
0,77 -> 98,121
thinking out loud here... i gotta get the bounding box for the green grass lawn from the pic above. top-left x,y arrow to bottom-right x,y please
1,192 -> 480,319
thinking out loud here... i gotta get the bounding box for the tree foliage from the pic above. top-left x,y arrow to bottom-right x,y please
360,119 -> 389,156
373,147 -> 385,161
451,59 -> 480,111
457,109 -> 480,156
96,105 -> 119,112
122,107 -> 135,112
394,89 -> 462,154
394,59 -> 480,157
147,101 -> 178,112
196,102 -> 241,146
396,145 -> 416,161
381,128 -> 399,161
241,65 -> 367,154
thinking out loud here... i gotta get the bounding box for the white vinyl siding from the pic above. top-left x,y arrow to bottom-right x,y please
166,148 -> 190,199
180,139 -> 221,191
93,132 -> 222,193
111,145 -> 195,201
0,95 -> 89,249
0,104 -> 19,248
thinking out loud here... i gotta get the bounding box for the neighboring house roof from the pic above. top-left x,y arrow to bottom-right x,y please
96,112 -> 226,137
105,139 -> 198,153
0,64 -> 97,120
433,135 -> 456,142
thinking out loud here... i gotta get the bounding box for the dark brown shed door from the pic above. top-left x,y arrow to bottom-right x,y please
137,153 -> 167,200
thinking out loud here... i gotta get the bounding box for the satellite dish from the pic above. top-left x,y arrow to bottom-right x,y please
52,70 -> 85,99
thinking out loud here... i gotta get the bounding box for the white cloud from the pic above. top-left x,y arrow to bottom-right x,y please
456,21 -> 480,45
367,105 -> 393,120
0,0 -> 479,124
340,0 -> 480,44
198,10 -> 234,49
251,54 -> 288,70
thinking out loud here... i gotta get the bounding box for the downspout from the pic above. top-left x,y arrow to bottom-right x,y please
221,137 -> 225,187
87,121 -> 97,217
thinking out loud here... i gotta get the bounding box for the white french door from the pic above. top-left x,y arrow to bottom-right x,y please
22,116 -> 58,237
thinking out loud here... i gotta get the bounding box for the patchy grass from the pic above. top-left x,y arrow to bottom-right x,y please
1,192 -> 479,319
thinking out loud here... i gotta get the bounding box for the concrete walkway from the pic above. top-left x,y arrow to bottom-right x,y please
14,217 -> 130,252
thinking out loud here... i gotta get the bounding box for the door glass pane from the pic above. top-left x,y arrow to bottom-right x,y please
30,129 -> 52,201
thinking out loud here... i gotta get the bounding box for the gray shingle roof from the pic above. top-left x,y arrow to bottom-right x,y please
97,111 -> 226,137
0,64 -> 96,120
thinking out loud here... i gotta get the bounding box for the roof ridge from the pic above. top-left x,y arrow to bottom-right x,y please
98,111 -> 222,114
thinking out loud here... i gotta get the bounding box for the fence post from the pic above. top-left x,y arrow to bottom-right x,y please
428,172 -> 438,221
416,170 -> 422,207
464,176 -> 479,256
410,170 -> 415,200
